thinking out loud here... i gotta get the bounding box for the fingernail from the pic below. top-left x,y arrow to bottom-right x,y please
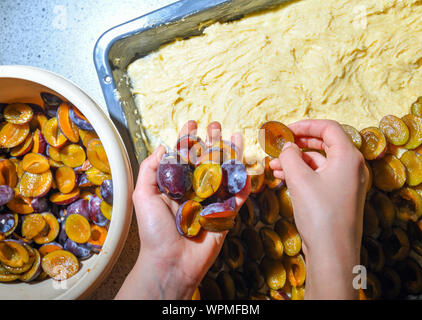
269,159 -> 278,167
282,142 -> 293,151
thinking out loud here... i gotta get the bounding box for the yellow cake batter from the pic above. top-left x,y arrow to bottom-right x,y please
128,0 -> 422,162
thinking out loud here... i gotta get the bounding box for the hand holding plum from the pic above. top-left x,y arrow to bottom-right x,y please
116,121 -> 251,300
269,119 -> 369,300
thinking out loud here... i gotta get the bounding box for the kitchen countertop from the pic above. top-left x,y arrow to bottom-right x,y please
0,0 -> 175,300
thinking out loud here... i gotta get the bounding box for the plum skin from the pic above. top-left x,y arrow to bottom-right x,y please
157,157 -> 192,200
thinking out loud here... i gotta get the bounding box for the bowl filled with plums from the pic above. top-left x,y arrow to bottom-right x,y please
0,65 -> 133,299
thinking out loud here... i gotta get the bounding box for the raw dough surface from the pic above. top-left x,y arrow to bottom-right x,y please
128,0 -> 422,161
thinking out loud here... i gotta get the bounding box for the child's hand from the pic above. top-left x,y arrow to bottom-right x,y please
269,120 -> 369,300
116,121 -> 250,300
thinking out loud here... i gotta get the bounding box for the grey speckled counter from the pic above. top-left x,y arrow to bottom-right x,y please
0,0 -> 175,300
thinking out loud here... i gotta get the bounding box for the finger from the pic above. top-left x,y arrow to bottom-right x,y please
302,151 -> 327,171
288,120 -> 354,157
269,158 -> 281,171
235,175 -> 251,211
134,145 -> 166,198
178,120 -> 198,138
295,136 -> 326,151
206,121 -> 222,148
279,142 -> 314,185
273,169 -> 285,180
231,132 -> 244,161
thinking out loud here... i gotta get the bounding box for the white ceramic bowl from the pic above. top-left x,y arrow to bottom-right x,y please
0,65 -> 134,299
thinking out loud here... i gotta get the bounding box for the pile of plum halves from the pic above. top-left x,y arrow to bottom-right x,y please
0,92 -> 113,282
157,125 -> 306,300
168,96 -> 422,300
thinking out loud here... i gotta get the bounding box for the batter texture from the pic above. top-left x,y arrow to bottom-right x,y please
128,0 -> 422,161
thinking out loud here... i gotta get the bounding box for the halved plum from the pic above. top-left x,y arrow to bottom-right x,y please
291,285 -> 305,300
57,102 -> 79,142
263,156 -> 283,189
41,249 -> 79,280
79,129 -> 99,147
258,121 -> 295,158
85,167 -> 111,186
243,261 -> 265,291
19,248 -> 42,282
382,227 -> 410,262
363,237 -> 385,272
55,166 -> 77,194
49,187 -> 80,205
89,195 -> 108,226
260,227 -> 283,260
402,114 -> 422,149
86,139 -> 110,174
100,179 -> 113,205
31,129 -> 46,154
359,272 -> 381,300
216,271 -> 236,300
21,214 -> 48,240
363,202 -> 379,238
10,133 -> 33,157
360,127 -> 387,160
6,195 -> 33,214
29,113 -> 48,131
41,92 -> 62,108
245,161 -> 265,194
193,163 -> 222,199
64,213 -> 91,243
410,96 -> 422,117
0,213 -> 18,237
87,224 -> 107,247
379,115 -> 410,146
277,187 -> 293,218
222,237 -> 244,269
400,150 -> 422,186
157,153 -> 192,200
211,140 -> 241,162
19,170 -> 53,198
4,103 -> 33,125
67,198 -> 90,220
241,227 -> 264,261
0,185 -> 14,206
392,187 -> 422,222
46,145 -> 62,162
0,159 -> 17,188
42,117 -> 67,148
258,189 -> 279,225
38,242 -> 63,257
0,122 -> 30,149
239,197 -> 260,227
175,200 -> 202,237
372,154 -> 406,192
274,220 -> 302,256
69,106 -> 94,131
199,276 -> 222,300
60,144 -> 86,168
63,239 -> 92,260
341,124 -> 362,149
33,213 -> 60,245
175,134 -> 205,166
221,160 -> 247,194
285,254 -> 306,287
21,153 -> 50,174
370,191 -> 395,229
260,256 -> 286,290
0,240 -> 29,268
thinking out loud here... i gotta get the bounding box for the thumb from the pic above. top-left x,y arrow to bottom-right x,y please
279,142 -> 314,187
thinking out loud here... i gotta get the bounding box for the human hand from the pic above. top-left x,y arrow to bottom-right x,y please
116,120 -> 251,300
269,120 -> 369,300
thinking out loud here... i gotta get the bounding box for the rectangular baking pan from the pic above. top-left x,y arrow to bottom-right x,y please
93,0 -> 290,171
